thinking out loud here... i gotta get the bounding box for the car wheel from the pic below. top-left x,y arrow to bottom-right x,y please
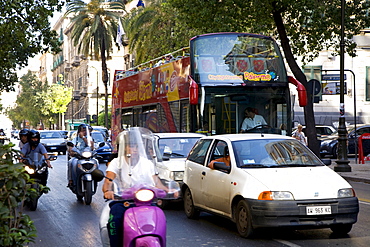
330,223 -> 352,235
183,187 -> 199,219
332,145 -> 337,159
235,200 -> 254,238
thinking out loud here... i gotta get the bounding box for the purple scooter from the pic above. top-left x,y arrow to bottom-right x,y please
120,183 -> 167,246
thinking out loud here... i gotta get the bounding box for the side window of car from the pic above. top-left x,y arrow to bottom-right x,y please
209,141 -> 228,162
188,139 -> 212,165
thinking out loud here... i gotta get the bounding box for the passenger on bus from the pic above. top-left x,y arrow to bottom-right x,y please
240,107 -> 267,132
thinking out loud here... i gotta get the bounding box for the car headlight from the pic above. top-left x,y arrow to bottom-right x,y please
258,191 -> 294,200
321,140 -> 333,145
338,188 -> 355,198
135,189 -> 155,202
171,171 -> 184,181
82,151 -> 92,158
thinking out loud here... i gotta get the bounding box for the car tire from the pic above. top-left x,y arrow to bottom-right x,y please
183,187 -> 200,219
332,145 -> 337,159
330,223 -> 352,235
235,200 -> 254,238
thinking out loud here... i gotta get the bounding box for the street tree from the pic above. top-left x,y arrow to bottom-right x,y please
65,0 -> 126,129
0,0 -> 64,92
168,0 -> 370,155
123,0 -> 199,64
6,71 -> 72,129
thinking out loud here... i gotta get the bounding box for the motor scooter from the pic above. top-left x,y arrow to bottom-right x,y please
67,140 -> 105,205
22,153 -> 57,210
98,127 -> 179,247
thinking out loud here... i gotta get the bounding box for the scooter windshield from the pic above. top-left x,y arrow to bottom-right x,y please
114,127 -> 159,190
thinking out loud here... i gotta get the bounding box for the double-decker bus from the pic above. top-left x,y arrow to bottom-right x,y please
111,32 -> 306,140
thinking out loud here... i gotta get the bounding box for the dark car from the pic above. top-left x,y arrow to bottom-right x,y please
91,131 -> 112,164
320,124 -> 370,158
39,130 -> 68,154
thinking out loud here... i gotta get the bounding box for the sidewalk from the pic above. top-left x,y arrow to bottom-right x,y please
329,157 -> 370,184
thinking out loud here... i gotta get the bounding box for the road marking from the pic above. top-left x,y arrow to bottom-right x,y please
273,239 -> 301,247
359,200 -> 370,205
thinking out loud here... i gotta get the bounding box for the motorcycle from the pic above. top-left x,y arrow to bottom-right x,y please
22,153 -> 57,211
98,127 -> 180,247
0,132 -> 8,144
67,141 -> 105,205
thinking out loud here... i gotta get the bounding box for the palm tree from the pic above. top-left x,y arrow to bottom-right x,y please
65,0 -> 125,128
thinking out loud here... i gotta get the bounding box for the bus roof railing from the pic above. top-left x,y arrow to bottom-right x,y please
115,47 -> 190,80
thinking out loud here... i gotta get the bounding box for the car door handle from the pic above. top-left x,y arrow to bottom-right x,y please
202,171 -> 206,176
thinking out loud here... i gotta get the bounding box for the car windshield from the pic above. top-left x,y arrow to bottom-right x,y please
232,139 -> 323,168
91,132 -> 105,142
40,132 -> 62,139
159,137 -> 199,158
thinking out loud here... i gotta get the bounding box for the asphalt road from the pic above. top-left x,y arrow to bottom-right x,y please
22,154 -> 370,247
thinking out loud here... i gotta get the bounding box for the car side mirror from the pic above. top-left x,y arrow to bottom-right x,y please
162,156 -> 170,161
213,162 -> 231,172
321,159 -> 331,166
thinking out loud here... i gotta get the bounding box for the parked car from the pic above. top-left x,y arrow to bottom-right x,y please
293,125 -> 337,137
320,124 -> 370,158
11,130 -> 19,139
39,130 -> 68,154
154,133 -> 204,185
182,134 -> 359,238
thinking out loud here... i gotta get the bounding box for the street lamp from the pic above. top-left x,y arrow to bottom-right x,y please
334,0 -> 351,172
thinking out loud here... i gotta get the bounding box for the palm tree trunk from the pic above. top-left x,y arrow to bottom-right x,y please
101,39 -> 109,129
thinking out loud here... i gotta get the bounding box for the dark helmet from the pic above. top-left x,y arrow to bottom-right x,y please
27,130 -> 40,147
19,129 -> 29,138
78,124 -> 93,133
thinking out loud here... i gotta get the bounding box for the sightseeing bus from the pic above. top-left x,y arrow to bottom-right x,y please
111,32 -> 306,140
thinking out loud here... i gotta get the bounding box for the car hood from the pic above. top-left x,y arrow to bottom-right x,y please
41,138 -> 66,145
161,158 -> 186,172
244,166 -> 352,200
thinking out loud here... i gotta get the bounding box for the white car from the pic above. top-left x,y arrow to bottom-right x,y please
154,133 -> 204,185
182,134 -> 359,238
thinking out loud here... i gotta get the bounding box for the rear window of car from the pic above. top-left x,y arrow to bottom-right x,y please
159,137 -> 200,158
40,132 -> 62,139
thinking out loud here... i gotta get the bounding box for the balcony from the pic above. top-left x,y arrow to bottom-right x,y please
72,56 -> 80,67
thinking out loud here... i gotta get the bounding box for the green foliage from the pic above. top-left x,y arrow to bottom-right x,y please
0,143 -> 39,246
6,71 -> 72,128
169,0 -> 370,64
123,0 -> 199,64
98,110 -> 111,129
0,0 -> 65,92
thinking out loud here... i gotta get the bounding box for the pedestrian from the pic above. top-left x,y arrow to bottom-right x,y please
292,124 -> 307,146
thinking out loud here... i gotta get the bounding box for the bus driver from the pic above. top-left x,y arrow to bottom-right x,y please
240,107 -> 267,133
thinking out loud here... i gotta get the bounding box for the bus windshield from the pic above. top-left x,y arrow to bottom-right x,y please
191,33 -> 287,85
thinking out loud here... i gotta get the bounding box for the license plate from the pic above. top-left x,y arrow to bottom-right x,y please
50,147 -> 57,150
306,205 -> 331,215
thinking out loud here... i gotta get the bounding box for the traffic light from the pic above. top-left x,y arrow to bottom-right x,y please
91,114 -> 97,124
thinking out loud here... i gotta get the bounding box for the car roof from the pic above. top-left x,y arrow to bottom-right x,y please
154,133 -> 205,138
199,133 -> 293,142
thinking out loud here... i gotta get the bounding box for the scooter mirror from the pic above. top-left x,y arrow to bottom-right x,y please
67,142 -> 74,147
91,169 -> 105,182
99,142 -> 105,148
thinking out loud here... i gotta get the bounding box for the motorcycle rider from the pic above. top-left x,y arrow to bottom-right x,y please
0,129 -> 6,144
67,123 -> 94,188
101,128 -> 174,247
18,129 -> 29,150
21,130 -> 52,172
